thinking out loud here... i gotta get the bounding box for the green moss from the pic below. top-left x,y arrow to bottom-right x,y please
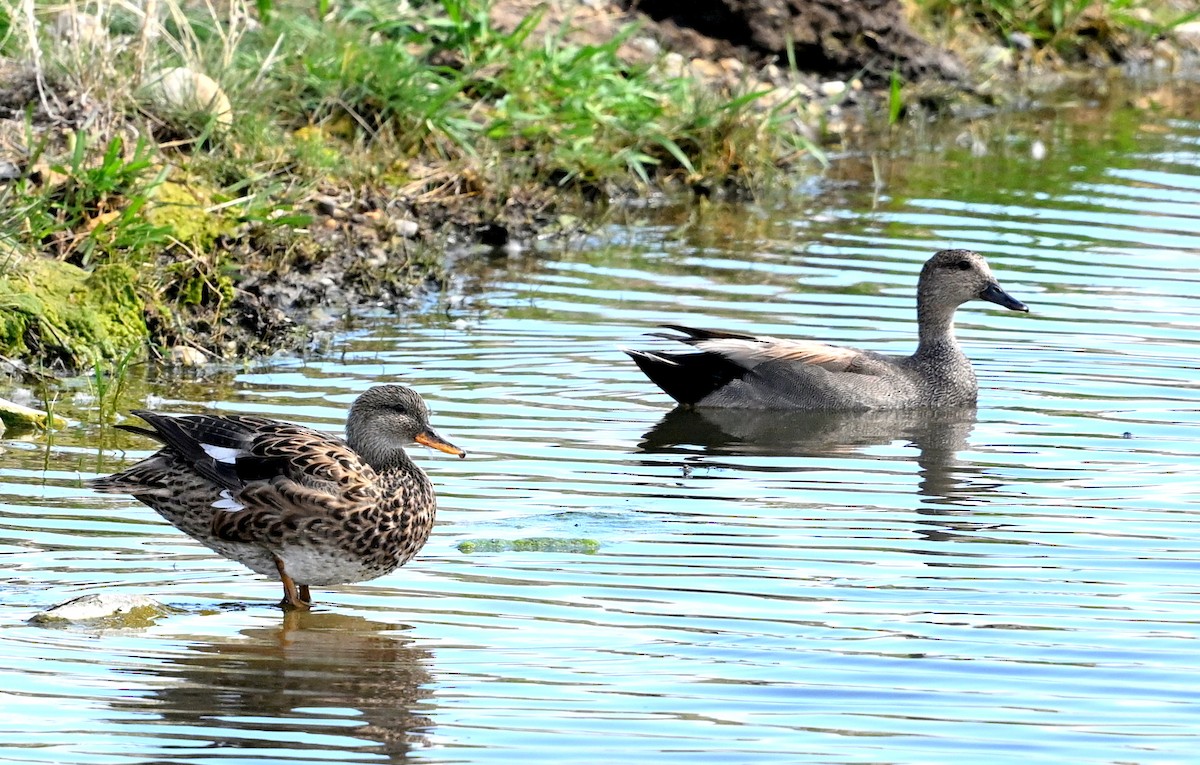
456,537 -> 601,554
0,257 -> 148,372
147,179 -> 234,248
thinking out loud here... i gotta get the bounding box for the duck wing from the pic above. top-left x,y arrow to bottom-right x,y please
627,325 -> 898,407
104,411 -> 380,544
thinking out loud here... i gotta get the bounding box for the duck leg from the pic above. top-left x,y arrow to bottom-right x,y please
274,557 -> 311,611
298,585 -> 312,604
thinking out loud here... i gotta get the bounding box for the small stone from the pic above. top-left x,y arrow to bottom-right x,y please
983,45 -> 1014,69
689,58 -> 724,83
146,66 -> 233,128
322,217 -> 339,229
170,345 -> 208,367
1174,21 -> 1200,51
315,195 -> 339,216
1008,31 -> 1035,51
660,53 -> 687,79
819,80 -> 846,97
31,594 -> 169,625
394,219 -> 419,238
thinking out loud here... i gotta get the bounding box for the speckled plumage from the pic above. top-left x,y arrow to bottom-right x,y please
91,385 -> 464,609
626,250 -> 1029,410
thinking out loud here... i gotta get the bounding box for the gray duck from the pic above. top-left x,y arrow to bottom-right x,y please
91,385 -> 465,610
625,249 -> 1028,410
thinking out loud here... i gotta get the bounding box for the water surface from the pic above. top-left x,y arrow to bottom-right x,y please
4,78 -> 1200,763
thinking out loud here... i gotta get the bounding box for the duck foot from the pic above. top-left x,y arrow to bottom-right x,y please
274,557 -> 313,610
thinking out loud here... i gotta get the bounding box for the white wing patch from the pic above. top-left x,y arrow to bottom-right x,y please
212,489 -> 245,512
202,444 -> 243,464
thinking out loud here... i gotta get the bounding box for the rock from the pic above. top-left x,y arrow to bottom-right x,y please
689,58 -> 724,83
169,345 -> 208,367
314,195 -> 341,217
0,397 -> 65,432
456,537 -> 601,554
820,80 -> 847,97
146,66 -> 234,128
1174,21 -> 1200,51
31,594 -> 170,626
1008,31 -> 1035,51
393,219 -> 419,238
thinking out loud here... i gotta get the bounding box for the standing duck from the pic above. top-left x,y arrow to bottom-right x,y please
91,385 -> 465,609
625,249 -> 1028,410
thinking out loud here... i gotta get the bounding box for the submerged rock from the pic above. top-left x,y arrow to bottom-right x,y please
31,594 -> 171,627
456,537 -> 601,554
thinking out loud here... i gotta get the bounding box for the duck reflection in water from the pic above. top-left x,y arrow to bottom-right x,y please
110,611 -> 435,760
638,406 -> 996,507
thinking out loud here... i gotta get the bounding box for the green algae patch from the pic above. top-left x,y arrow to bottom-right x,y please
147,179 -> 235,248
456,537 -> 601,554
30,594 -> 175,629
0,257 -> 148,372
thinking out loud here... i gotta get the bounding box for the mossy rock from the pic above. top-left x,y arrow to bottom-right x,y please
30,594 -> 173,628
0,397 -> 66,432
0,256 -> 148,372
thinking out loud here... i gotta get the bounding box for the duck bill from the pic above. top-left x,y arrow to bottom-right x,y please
415,428 -> 466,458
980,282 -> 1029,312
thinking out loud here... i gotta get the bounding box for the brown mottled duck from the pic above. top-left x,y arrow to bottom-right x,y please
91,385 -> 465,610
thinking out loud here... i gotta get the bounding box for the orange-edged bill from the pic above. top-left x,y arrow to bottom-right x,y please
415,429 -> 466,458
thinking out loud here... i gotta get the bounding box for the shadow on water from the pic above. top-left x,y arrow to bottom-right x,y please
111,611 -> 435,762
637,406 -> 999,506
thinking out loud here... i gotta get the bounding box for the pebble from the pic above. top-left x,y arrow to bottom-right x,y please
393,219 -> 419,238
170,345 -> 208,367
314,195 -> 340,216
819,80 -> 846,98
1175,21 -> 1200,51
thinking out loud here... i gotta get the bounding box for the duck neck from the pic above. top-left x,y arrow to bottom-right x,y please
350,436 -> 415,474
915,297 -> 963,361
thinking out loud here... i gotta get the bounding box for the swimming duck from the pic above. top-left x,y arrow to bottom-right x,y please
625,249 -> 1028,410
91,385 -> 465,609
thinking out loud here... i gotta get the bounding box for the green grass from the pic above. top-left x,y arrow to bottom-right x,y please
245,0 -> 816,190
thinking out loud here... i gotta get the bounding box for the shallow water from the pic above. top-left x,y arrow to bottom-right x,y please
5,77 -> 1200,763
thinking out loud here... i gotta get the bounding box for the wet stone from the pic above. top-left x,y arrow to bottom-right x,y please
31,594 -> 170,626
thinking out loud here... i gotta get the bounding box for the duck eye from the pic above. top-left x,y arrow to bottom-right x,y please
955,260 -> 971,271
